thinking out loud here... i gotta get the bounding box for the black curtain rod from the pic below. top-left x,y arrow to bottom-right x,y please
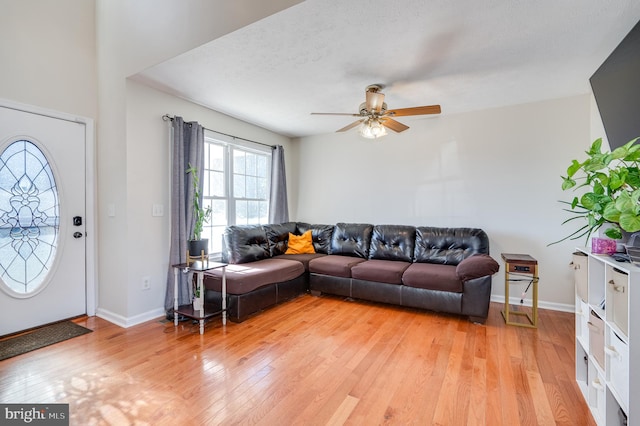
162,114 -> 276,149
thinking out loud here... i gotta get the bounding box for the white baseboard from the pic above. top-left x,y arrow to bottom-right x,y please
96,307 -> 165,328
95,297 -> 574,328
490,295 -> 575,313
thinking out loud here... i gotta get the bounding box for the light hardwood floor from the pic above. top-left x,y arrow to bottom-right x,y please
0,295 -> 594,425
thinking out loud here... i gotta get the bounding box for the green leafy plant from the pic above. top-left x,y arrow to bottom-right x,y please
554,137 -> 640,245
193,282 -> 200,299
187,163 -> 212,241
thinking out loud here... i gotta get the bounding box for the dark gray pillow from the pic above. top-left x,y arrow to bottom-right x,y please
369,225 -> 416,262
263,222 -> 298,256
223,225 -> 270,264
330,223 -> 373,258
296,223 -> 334,254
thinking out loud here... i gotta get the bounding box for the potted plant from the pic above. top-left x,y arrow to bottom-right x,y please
554,137 -> 640,245
192,281 -> 203,311
187,163 -> 212,258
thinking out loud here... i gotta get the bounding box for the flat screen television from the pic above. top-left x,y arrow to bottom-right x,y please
590,19 -> 640,150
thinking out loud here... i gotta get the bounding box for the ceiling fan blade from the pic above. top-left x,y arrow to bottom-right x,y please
381,118 -> 409,133
386,105 -> 441,117
336,120 -> 363,132
311,112 -> 361,116
366,91 -> 385,113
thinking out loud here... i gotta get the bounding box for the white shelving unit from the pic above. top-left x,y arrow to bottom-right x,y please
572,248 -> 638,425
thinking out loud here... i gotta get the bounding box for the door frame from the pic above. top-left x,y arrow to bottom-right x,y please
0,98 -> 97,316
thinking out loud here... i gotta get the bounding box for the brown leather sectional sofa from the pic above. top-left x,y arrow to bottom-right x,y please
203,222 -> 499,323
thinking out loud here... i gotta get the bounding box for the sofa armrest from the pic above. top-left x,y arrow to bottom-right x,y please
456,254 -> 499,281
461,275 -> 493,322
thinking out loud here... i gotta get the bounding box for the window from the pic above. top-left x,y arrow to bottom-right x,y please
0,140 -> 59,296
201,131 -> 271,256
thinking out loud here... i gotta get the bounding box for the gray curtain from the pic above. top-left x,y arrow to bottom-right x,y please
269,145 -> 289,223
164,117 -> 205,312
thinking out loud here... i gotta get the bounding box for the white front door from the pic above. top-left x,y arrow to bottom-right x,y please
0,105 -> 87,336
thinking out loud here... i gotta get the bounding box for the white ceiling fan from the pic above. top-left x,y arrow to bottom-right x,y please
311,84 -> 441,138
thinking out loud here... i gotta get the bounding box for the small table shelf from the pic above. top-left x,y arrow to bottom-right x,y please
501,253 -> 539,328
172,259 -> 227,335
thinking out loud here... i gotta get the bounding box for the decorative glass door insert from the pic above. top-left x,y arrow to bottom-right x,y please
0,140 -> 59,296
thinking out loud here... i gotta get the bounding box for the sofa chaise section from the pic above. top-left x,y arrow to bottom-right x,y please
203,222 -> 331,322
204,258 -> 306,323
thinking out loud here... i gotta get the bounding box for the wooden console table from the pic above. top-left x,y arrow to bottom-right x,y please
172,259 -> 227,334
501,253 -> 539,328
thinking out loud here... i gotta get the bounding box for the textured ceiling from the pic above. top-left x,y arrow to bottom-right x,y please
132,0 -> 640,138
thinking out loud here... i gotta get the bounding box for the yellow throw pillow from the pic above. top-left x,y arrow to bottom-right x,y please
285,230 -> 316,254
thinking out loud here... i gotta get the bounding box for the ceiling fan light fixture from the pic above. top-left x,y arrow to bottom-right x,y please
311,84 -> 441,136
359,118 -> 387,139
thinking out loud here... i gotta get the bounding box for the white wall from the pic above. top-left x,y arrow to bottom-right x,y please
95,0 -> 301,324
0,0 -> 97,118
124,80 -> 292,321
294,95 -> 592,309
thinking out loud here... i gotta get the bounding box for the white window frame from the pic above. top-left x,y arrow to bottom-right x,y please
202,130 -> 272,257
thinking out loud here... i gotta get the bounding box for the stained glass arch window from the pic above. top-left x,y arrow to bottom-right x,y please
0,140 -> 59,297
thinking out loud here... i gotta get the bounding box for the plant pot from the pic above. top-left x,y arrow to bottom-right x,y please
188,239 -> 209,258
597,225 -> 630,253
193,297 -> 203,311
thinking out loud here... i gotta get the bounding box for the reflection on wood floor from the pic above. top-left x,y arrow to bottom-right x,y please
0,295 -> 594,425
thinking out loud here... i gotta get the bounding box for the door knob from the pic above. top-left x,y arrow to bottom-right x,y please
73,232 -> 83,239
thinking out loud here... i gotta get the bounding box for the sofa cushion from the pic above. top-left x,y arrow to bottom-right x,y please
330,223 -> 373,258
414,227 -> 490,266
369,225 -> 416,262
203,258 -> 304,295
402,263 -> 463,293
286,231 -> 316,254
274,253 -> 327,272
296,223 -> 334,254
351,259 -> 411,284
224,225 -> 271,264
263,222 -> 298,256
456,254 -> 500,281
309,255 -> 368,278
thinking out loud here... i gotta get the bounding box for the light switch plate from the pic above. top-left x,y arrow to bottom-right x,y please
152,204 -> 164,217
